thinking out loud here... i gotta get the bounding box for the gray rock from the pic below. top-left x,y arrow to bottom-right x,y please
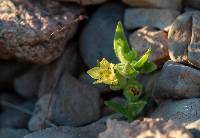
79,73 -> 110,93
0,60 -> 30,88
14,67 -> 43,98
0,101 -> 35,128
124,8 -> 180,31
0,0 -> 80,64
168,11 -> 200,68
52,73 -> 100,126
122,0 -> 182,10
99,118 -> 193,138
79,2 -> 124,68
38,42 -> 79,97
25,114 -> 122,138
137,71 -> 161,97
55,0 -> 108,5
151,98 -> 200,126
28,94 -> 54,131
0,128 -> 29,138
29,73 -> 101,131
0,92 -> 23,111
152,61 -> 200,101
129,27 -> 169,67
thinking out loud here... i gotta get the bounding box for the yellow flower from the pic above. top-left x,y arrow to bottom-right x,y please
87,58 -> 118,85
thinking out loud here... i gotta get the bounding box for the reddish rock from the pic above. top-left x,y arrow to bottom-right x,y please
99,118 -> 193,138
0,0 -> 81,64
129,27 -> 169,67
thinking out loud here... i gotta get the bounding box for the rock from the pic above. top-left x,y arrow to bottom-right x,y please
151,98 -> 200,126
29,73 -> 100,131
55,0 -> 108,5
152,61 -> 200,101
187,119 -> 200,131
185,0 -> 200,9
168,11 -> 200,68
14,67 -> 43,98
25,114 -> 122,138
28,94 -> 55,131
52,73 -> 100,126
124,8 -> 180,31
123,0 -> 182,10
0,60 -> 30,88
0,92 -> 23,110
0,0 -> 80,64
129,27 -> 169,67
38,42 -> 79,97
0,128 -> 29,138
99,118 -> 193,138
0,101 -> 35,128
79,73 -> 110,93
137,71 -> 161,96
79,3 -> 124,68
186,119 -> 200,138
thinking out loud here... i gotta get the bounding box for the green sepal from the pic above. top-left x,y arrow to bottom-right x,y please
140,61 -> 157,74
105,100 -> 127,116
133,48 -> 151,70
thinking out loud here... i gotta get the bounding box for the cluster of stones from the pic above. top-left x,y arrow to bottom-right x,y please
0,0 -> 200,138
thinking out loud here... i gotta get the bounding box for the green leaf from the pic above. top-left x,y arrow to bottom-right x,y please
133,48 -> 151,70
128,100 -> 147,118
115,63 -> 139,78
140,61 -> 157,74
105,100 -> 127,115
114,21 -> 137,63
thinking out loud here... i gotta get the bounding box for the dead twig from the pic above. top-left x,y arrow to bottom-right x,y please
1,100 -> 58,129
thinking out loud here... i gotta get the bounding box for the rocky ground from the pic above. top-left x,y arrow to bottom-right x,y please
0,0 -> 199,138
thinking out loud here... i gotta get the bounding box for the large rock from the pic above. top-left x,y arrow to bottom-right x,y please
99,118 -> 193,138
29,73 -> 100,131
151,98 -> 200,126
79,73 -> 110,93
123,0 -> 182,10
129,27 -> 169,67
152,61 -> 200,101
25,114 -> 122,138
124,8 -> 180,31
0,101 -> 35,128
0,0 -> 80,64
0,128 -> 29,138
79,3 -> 124,68
55,0 -> 108,5
168,11 -> 200,68
51,73 -> 100,126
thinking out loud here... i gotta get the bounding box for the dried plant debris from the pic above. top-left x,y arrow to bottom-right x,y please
0,0 -> 81,64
